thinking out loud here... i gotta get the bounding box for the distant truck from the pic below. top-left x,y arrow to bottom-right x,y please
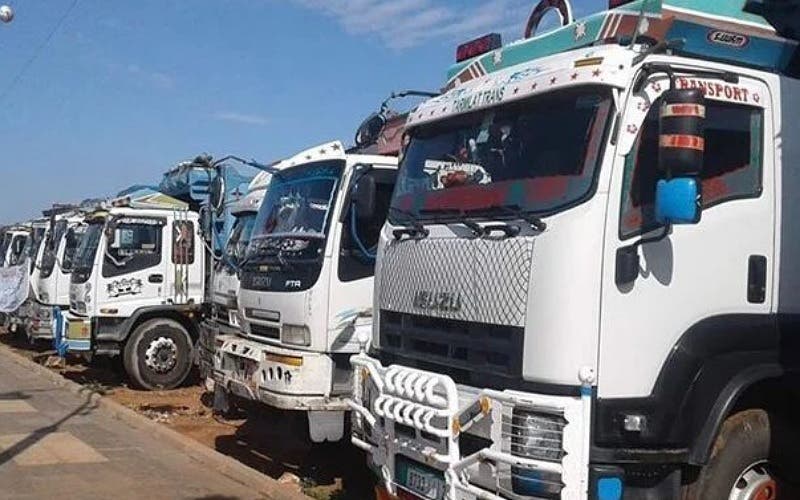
27,208 -> 86,343
211,139 -> 400,442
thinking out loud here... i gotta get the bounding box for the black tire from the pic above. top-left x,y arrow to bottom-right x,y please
123,318 -> 193,390
683,409 -> 797,500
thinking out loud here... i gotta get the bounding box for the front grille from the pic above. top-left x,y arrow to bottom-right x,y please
249,323 -> 280,341
379,310 -> 523,391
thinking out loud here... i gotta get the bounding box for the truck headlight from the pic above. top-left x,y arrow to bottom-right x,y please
281,324 -> 310,347
510,409 -> 566,462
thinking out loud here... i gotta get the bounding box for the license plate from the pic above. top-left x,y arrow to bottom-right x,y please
228,309 -> 240,328
397,458 -> 445,500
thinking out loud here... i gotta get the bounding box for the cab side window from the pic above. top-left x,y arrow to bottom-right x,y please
172,221 -> 195,265
620,99 -> 764,239
338,168 -> 397,282
102,222 -> 163,278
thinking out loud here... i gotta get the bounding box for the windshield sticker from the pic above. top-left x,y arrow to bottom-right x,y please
425,160 -> 492,190
452,88 -> 506,114
675,77 -> 760,106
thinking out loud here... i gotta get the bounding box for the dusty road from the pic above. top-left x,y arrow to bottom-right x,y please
0,332 -> 374,500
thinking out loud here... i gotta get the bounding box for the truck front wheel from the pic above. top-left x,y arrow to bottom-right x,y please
123,318 -> 193,390
683,409 -> 797,500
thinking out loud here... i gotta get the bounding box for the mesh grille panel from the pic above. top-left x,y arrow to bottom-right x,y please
378,236 -> 534,327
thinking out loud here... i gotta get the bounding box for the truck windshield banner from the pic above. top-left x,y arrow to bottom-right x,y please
0,259 -> 30,313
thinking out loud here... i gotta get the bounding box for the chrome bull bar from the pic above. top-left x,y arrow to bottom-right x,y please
349,353 -> 593,500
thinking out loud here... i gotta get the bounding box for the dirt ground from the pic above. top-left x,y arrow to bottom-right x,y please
0,330 -> 375,500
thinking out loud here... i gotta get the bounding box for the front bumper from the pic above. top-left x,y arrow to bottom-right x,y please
212,336 -> 350,412
61,312 -> 92,353
198,318 -> 240,381
349,354 -> 593,500
24,303 -> 55,340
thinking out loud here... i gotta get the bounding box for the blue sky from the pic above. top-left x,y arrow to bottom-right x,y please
0,0 -> 598,223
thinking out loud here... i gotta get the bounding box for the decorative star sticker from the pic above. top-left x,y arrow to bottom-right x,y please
592,69 -> 602,78
637,101 -> 650,112
550,77 -> 557,85
531,83 -> 538,90
493,50 -> 503,66
574,21 -> 587,40
571,72 -> 579,81
305,155 -> 312,160
753,93 -> 761,103
651,82 -> 662,92
442,106 -> 448,112
331,143 -> 341,151
513,87 -> 520,95
319,148 -> 327,154
626,124 -> 639,135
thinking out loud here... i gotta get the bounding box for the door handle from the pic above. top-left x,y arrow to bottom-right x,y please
747,255 -> 767,304
148,274 -> 164,284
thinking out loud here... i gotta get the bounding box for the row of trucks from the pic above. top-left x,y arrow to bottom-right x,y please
2,0 -> 800,498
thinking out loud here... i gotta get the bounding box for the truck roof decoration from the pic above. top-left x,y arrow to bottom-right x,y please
283,141 -> 347,168
109,187 -> 189,211
445,0 -> 796,90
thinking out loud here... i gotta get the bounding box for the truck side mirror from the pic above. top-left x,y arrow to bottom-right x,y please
654,88 -> 705,225
353,175 -> 377,221
104,223 -> 116,246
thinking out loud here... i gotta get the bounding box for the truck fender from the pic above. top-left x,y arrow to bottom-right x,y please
688,363 -> 783,464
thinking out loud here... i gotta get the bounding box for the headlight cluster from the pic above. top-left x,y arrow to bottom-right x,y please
281,324 -> 311,346
509,408 -> 566,498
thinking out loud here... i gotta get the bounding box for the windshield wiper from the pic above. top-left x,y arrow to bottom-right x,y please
389,208 -> 429,240
421,208 -> 484,238
473,204 -> 547,232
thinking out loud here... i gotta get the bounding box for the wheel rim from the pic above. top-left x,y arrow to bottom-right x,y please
729,461 -> 778,500
144,336 -> 178,374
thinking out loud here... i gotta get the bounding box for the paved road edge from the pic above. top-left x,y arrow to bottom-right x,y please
0,343 -> 310,500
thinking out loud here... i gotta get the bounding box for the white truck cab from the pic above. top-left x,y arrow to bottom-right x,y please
349,1 -> 800,499
64,191 -> 204,390
212,141 -> 398,442
198,171 -> 271,383
27,212 -> 85,342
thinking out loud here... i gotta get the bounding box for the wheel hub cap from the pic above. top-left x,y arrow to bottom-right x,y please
730,461 -> 777,500
144,337 -> 178,374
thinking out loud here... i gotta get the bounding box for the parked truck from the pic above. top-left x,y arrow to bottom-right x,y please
62,188 -> 206,389
61,158 -> 265,389
349,0 -> 800,499
27,207 -> 87,343
198,170 -> 272,385
211,137 -> 401,442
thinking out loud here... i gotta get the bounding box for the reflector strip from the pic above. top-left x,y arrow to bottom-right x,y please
574,57 -> 604,67
265,354 -> 303,366
660,134 -> 705,150
661,103 -> 706,118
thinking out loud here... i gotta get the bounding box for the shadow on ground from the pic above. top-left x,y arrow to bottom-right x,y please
213,404 -> 375,500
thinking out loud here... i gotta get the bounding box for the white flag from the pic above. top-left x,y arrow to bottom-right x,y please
0,259 -> 30,313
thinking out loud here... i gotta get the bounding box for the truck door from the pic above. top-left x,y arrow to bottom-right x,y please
329,165 -> 397,352
600,75 -> 774,406
101,217 -> 166,316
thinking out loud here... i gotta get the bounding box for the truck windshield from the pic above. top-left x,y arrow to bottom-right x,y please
222,213 -> 256,270
40,221 -> 67,279
391,87 -> 613,223
61,225 -> 87,273
8,235 -> 29,266
248,160 -> 343,263
73,222 -> 103,274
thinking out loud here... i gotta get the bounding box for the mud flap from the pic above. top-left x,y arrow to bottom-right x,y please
213,384 -> 230,415
308,411 -> 345,442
